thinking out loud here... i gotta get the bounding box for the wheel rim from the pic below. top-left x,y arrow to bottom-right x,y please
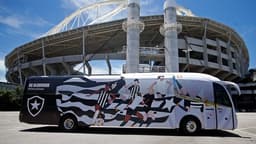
63,118 -> 74,130
186,120 -> 197,133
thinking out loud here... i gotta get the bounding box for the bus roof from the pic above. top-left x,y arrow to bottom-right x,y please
86,73 -> 221,82
29,73 -> 220,82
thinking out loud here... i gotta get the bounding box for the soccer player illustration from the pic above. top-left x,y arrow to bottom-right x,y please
149,75 -> 172,110
127,79 -> 140,103
120,79 -> 144,127
92,77 -> 127,125
138,93 -> 155,127
170,76 -> 204,113
110,77 -> 126,99
113,78 -> 138,111
92,83 -> 114,125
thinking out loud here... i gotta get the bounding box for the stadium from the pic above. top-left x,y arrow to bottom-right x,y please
5,0 -> 249,84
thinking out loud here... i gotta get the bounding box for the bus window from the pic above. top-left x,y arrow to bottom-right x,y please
213,83 -> 232,107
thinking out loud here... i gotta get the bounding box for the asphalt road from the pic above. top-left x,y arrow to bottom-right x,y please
0,112 -> 256,144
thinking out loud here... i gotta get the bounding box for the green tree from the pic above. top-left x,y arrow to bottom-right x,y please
0,86 -> 23,110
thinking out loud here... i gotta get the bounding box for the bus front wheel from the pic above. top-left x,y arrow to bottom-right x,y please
180,116 -> 201,135
59,115 -> 78,131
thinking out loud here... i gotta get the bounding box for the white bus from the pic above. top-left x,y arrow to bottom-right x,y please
20,73 -> 239,134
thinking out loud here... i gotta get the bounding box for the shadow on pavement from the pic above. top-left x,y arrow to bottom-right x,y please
20,126 -> 242,137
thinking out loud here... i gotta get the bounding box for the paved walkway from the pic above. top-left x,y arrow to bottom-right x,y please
0,112 -> 255,144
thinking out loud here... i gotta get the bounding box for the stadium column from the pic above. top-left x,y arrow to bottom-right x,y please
160,0 -> 182,72
235,50 -> 241,77
41,39 -> 47,76
202,20 -> 208,69
123,0 -> 144,73
86,62 -> 92,75
17,49 -> 23,85
82,30 -> 86,75
183,36 -> 192,72
216,38 -> 223,73
237,46 -> 243,77
240,45 -> 246,77
106,55 -> 112,75
81,30 -> 92,75
226,32 -> 233,73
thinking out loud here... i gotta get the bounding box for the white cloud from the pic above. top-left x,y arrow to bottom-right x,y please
0,59 -> 7,82
0,15 -> 24,28
61,0 -> 97,10
0,76 -> 7,82
0,5 -> 52,38
0,16 -> 52,38
27,17 -> 53,27
0,14 -> 52,29
5,27 -> 43,39
0,59 -> 6,72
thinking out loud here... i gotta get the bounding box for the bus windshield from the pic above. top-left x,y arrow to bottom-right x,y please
220,81 -> 241,110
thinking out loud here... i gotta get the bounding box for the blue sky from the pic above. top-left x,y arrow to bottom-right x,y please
0,0 -> 255,82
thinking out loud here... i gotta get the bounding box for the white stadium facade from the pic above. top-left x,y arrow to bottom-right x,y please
5,0 -> 249,85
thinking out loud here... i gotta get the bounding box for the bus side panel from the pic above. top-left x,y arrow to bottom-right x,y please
20,94 -> 60,125
20,77 -> 65,125
167,80 -> 216,130
55,75 -> 217,129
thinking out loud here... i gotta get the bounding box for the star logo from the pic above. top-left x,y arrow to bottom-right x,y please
27,96 -> 45,117
31,100 -> 40,110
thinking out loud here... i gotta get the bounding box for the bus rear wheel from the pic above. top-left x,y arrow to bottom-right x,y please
180,117 -> 201,135
59,115 -> 78,131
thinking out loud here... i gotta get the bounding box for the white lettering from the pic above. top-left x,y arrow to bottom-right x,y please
28,83 -> 50,88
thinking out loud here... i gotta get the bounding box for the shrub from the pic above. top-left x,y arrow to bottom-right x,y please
0,87 -> 23,111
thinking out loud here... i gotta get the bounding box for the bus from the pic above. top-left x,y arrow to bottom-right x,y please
20,73 -> 239,134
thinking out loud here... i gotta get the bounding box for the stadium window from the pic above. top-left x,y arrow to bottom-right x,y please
222,58 -> 228,66
207,44 -> 217,50
231,52 -> 236,58
190,51 -> 203,60
208,54 -> 218,63
221,46 -> 227,54
233,63 -> 237,70
178,49 -> 186,57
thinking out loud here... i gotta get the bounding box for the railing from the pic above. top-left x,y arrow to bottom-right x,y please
140,47 -> 165,55
121,46 -> 165,55
123,64 -> 165,73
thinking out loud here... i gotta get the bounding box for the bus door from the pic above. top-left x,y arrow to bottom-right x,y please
213,83 -> 234,130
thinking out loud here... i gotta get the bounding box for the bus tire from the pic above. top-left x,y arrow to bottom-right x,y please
59,114 -> 78,131
180,116 -> 201,135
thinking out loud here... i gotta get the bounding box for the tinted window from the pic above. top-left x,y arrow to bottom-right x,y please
214,83 -> 232,107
